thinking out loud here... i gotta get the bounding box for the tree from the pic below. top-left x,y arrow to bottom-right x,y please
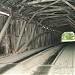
62,32 -> 75,41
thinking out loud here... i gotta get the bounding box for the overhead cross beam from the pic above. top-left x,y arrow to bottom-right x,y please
36,13 -> 68,16
29,8 -> 64,15
39,15 -> 67,22
21,0 -> 56,6
25,0 -> 60,21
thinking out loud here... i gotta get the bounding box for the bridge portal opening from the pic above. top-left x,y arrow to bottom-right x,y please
61,32 -> 75,42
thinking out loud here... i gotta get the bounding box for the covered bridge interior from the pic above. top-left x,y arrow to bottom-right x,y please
0,0 -> 75,75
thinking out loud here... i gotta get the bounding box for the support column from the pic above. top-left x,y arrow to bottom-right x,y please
15,21 -> 26,52
0,16 -> 12,43
5,31 -> 10,54
10,20 -> 16,53
17,25 -> 36,53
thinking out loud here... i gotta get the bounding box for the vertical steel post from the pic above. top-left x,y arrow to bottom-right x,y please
17,25 -> 36,53
0,16 -> 12,43
15,21 -> 26,52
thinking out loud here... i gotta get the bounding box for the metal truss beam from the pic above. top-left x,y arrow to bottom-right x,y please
0,15 -> 12,43
29,8 -> 64,15
64,9 -> 75,30
29,31 -> 51,46
21,0 -> 56,5
17,31 -> 51,54
19,0 -> 28,13
39,15 -> 67,22
62,0 -> 75,11
67,16 -> 75,30
15,21 -> 26,52
21,0 -> 60,35
17,25 -> 36,53
37,13 -> 68,16
22,0 -> 72,5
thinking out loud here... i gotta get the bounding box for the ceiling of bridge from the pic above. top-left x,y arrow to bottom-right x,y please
0,0 -> 75,33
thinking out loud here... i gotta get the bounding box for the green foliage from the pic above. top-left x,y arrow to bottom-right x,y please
62,32 -> 75,41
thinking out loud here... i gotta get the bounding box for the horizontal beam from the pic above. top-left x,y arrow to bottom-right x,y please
29,8 -> 64,14
36,12 -> 68,15
31,4 -> 71,9
22,0 -> 72,5
39,15 -> 67,19
23,0 -> 56,5
37,15 -> 68,20
48,24 -> 68,27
